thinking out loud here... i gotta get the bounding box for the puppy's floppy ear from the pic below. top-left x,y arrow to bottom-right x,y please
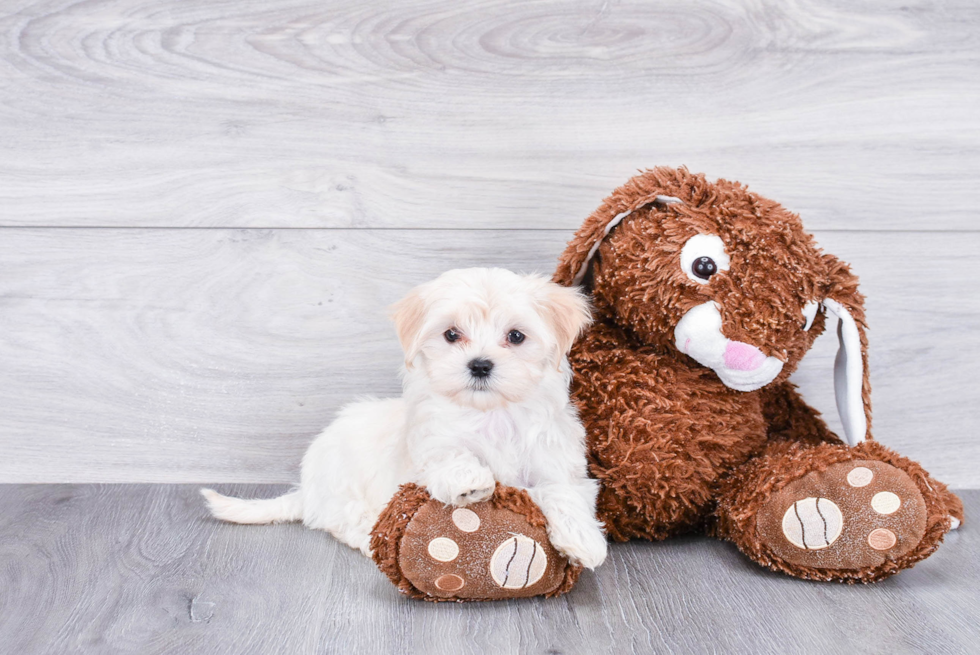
390,285 -> 428,368
542,283 -> 592,358
821,254 -> 872,446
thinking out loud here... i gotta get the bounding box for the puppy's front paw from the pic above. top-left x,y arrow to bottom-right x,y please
454,484 -> 495,506
427,464 -> 496,507
548,521 -> 608,570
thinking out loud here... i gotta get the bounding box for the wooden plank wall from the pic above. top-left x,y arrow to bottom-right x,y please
1,0 -> 977,486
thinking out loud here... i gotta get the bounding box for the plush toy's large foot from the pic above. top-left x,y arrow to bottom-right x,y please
756,459 -> 927,570
371,483 -> 582,601
716,441 -> 958,582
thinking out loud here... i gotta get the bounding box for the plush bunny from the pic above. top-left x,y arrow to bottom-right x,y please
552,166 -> 962,582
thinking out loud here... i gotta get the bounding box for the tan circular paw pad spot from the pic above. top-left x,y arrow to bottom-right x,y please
781,497 -> 844,550
434,574 -> 465,591
868,528 -> 897,551
871,491 -> 901,515
490,534 -> 547,589
451,508 -> 481,532
847,466 -> 874,487
427,537 -> 459,562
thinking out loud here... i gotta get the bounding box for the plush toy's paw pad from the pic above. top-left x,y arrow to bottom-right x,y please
757,460 -> 928,570
373,485 -> 581,601
401,501 -> 565,599
779,497 -> 844,550
489,535 -> 549,589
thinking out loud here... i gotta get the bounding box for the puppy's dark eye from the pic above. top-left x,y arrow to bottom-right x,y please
507,330 -> 525,345
691,256 -> 717,280
444,328 -> 460,343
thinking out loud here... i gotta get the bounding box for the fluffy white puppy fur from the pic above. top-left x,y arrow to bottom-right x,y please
202,268 -> 608,569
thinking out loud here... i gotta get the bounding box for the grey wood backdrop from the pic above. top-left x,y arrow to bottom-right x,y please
1,0 -> 978,486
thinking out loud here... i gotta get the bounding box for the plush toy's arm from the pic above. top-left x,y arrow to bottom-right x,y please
569,321 -> 776,540
760,381 -> 844,446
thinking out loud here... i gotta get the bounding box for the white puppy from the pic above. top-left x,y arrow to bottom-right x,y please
202,268 -> 608,569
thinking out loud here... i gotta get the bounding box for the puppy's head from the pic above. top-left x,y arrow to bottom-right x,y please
391,268 -> 591,410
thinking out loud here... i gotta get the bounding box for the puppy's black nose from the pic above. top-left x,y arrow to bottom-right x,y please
468,358 -> 494,379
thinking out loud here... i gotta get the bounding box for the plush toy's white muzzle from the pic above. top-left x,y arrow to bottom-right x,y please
674,302 -> 785,392
673,299 -> 868,446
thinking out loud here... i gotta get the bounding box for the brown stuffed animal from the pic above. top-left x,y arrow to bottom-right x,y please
553,166 -> 963,582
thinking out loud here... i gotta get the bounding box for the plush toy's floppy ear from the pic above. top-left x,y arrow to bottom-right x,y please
552,167 -> 687,288
543,283 -> 592,359
822,256 -> 873,446
390,285 -> 428,368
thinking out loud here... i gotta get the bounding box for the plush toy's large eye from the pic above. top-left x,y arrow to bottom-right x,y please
680,234 -> 730,285
692,257 -> 717,280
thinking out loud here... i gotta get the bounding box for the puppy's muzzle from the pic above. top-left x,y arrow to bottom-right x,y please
468,358 -> 494,379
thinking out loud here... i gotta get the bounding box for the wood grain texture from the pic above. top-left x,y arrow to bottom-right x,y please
1,0 -> 978,487
0,484 -> 976,655
0,228 -> 977,486
0,0 -> 978,229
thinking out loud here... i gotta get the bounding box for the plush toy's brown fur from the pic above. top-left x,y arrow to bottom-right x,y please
553,166 -> 963,582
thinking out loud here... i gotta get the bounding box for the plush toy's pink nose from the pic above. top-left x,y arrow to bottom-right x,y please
724,341 -> 766,371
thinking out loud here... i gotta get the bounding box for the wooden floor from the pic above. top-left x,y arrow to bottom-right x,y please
1,484 -> 976,654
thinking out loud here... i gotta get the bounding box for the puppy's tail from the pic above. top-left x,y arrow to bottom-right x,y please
200,488 -> 303,525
